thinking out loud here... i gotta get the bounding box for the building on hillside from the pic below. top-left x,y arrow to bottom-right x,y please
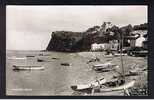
91,43 -> 107,51
125,30 -> 147,49
109,40 -> 119,51
125,33 -> 141,48
135,34 -> 146,47
91,40 -> 119,51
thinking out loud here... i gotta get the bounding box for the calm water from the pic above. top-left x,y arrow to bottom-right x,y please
6,50 -> 112,96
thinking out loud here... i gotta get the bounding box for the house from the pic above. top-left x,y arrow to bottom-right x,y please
91,40 -> 119,51
125,33 -> 140,48
124,30 -> 148,54
109,40 -> 119,51
135,34 -> 146,47
91,43 -> 106,51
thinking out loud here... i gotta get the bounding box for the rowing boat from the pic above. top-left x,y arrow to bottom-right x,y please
13,65 -> 45,71
92,62 -> 119,71
93,62 -> 117,67
71,78 -> 106,91
8,57 -> 27,60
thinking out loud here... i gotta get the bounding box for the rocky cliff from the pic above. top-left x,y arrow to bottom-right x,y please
46,22 -> 147,52
46,31 -> 84,52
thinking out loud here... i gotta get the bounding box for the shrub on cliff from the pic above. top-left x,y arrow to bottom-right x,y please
133,23 -> 147,30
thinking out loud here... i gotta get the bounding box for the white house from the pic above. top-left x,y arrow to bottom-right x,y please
135,34 -> 146,47
91,41 -> 119,51
91,43 -> 105,51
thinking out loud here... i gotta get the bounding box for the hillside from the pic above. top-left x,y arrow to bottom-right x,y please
46,22 -> 147,52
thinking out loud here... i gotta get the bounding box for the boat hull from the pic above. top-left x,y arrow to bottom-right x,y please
71,78 -> 106,91
13,65 -> 45,71
99,80 -> 135,92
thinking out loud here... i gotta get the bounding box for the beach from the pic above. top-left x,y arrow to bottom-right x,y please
6,50 -> 148,96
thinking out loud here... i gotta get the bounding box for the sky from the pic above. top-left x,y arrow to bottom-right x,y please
6,6 -> 147,50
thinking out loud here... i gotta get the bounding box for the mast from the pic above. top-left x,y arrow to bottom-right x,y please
120,31 -> 125,81
120,29 -> 127,95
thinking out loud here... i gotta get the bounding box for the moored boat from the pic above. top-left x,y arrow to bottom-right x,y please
93,62 -> 116,67
71,78 -> 106,91
92,62 -> 119,71
13,65 -> 45,71
61,63 -> 70,66
8,57 -> 27,60
98,80 -> 135,92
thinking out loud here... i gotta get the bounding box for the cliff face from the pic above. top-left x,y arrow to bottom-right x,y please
46,25 -> 104,52
46,22 -> 147,52
46,31 -> 83,52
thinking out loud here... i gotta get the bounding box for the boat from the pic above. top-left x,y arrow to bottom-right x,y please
37,59 -> 45,62
104,78 -> 125,87
114,53 -> 127,56
38,54 -> 50,56
71,78 -> 106,91
52,57 -> 60,60
37,58 -> 53,62
113,73 -> 138,79
93,62 -> 115,67
98,80 -> 135,92
92,62 -> 119,71
127,64 -> 141,75
93,78 -> 135,95
26,55 -> 35,57
8,57 -> 27,60
129,70 -> 139,75
13,65 -> 45,71
61,63 -> 70,66
71,77 -> 135,95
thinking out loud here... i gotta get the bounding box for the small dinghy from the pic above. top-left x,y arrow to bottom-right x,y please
93,62 -> 115,67
114,53 -> 127,56
61,63 -> 70,66
52,57 -> 60,60
8,57 -> 27,60
13,65 -> 45,71
93,62 -> 119,71
129,70 -> 139,75
26,55 -> 35,57
71,78 -> 106,91
37,59 -> 46,62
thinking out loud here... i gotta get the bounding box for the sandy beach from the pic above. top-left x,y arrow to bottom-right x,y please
6,50 -> 148,96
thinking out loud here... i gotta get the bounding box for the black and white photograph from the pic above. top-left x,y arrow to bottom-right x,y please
6,6 -> 148,96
